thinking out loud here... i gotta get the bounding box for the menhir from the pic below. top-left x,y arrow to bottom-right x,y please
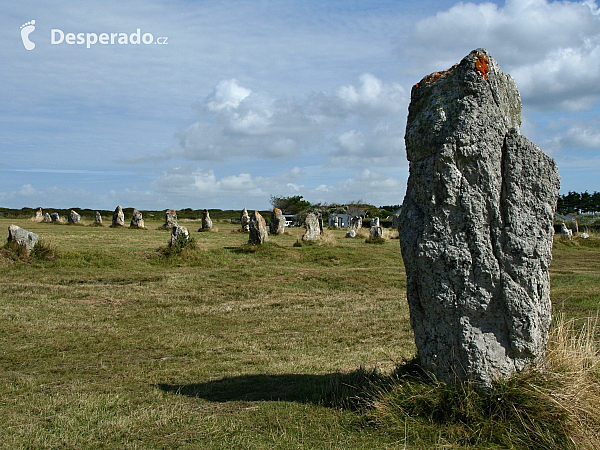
399,49 -> 560,387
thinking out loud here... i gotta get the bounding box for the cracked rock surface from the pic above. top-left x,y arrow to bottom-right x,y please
399,49 -> 560,387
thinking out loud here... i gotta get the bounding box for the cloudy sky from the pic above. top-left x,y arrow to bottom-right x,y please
2,0 -> 599,210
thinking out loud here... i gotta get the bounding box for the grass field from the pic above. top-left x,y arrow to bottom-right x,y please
1,218 -> 599,449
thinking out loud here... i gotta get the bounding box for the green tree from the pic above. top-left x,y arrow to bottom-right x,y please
269,195 -> 311,215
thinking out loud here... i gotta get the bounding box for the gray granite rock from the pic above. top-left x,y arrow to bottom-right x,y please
269,208 -> 286,235
50,212 -> 60,223
95,211 -> 103,225
200,209 -> 213,231
164,210 -> 178,228
349,216 -> 362,230
7,225 -> 39,252
68,210 -> 81,224
170,225 -> 189,246
369,226 -> 383,239
43,213 -> 51,223
391,213 -> 401,230
112,206 -> 125,227
399,49 -> 560,387
248,211 -> 268,244
302,213 -> 321,241
34,208 -> 43,221
240,208 -> 250,232
370,217 -> 380,227
346,229 -> 356,238
130,209 -> 145,228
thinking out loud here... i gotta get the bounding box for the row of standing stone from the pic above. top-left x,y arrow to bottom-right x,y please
34,206 -> 145,228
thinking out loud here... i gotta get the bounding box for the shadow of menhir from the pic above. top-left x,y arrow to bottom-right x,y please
158,367 -> 397,410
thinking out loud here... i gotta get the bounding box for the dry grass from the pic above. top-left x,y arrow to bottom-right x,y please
0,219 -> 598,448
541,315 -> 600,448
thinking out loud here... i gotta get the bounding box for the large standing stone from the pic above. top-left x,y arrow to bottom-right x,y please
68,210 -> 81,224
302,213 -> 321,242
43,213 -> 51,223
399,49 -> 560,387
248,211 -> 268,245
130,209 -> 145,228
370,217 -> 380,227
7,225 -> 39,253
170,225 -> 189,246
112,206 -> 125,227
50,212 -> 60,223
269,208 -> 286,235
391,213 -> 401,230
95,211 -> 103,225
200,209 -> 213,231
34,208 -> 43,221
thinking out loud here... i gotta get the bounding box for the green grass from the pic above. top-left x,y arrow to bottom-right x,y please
0,219 -> 599,448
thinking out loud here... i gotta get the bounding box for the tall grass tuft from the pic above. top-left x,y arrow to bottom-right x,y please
31,239 -> 58,261
1,240 -> 30,261
364,315 -> 600,449
318,230 -> 338,247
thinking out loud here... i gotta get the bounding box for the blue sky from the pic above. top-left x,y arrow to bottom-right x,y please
2,0 -> 599,210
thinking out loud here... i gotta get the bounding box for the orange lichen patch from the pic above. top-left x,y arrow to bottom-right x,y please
416,64 -> 458,88
274,208 -> 281,213
474,53 -> 489,79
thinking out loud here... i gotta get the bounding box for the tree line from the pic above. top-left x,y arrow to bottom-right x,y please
556,191 -> 600,214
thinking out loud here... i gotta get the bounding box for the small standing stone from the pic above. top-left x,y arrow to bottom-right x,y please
95,211 -> 103,225
200,209 -> 213,231
391,213 -> 401,230
248,211 -> 268,245
370,217 -> 380,227
240,208 -> 250,232
130,209 -> 145,228
7,225 -> 39,253
68,210 -> 81,224
370,226 -> 383,239
34,208 -> 43,221
170,225 -> 189,246
346,229 -> 356,238
50,212 -> 60,223
161,209 -> 178,229
43,213 -> 51,223
269,208 -> 286,235
112,206 -> 125,227
350,216 -> 362,230
302,213 -> 321,241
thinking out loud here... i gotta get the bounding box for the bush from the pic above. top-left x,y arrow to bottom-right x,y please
165,233 -> 196,256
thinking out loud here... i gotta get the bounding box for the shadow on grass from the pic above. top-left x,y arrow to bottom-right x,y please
158,359 -> 423,410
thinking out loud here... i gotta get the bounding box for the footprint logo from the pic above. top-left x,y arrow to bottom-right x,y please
20,20 -> 36,50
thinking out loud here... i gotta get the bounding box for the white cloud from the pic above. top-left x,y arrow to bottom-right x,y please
559,121 -> 600,149
306,168 -> 406,206
402,0 -> 600,110
205,79 -> 252,112
170,74 -> 409,163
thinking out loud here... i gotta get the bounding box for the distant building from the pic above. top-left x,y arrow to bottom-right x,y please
329,213 -> 353,228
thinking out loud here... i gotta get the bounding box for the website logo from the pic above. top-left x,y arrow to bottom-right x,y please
20,20 -> 36,50
51,28 -> 168,48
